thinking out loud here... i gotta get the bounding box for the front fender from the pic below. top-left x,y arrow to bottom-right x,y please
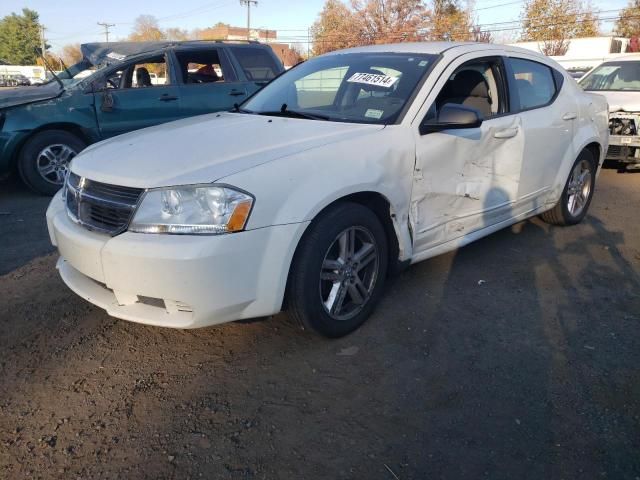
221,126 -> 416,261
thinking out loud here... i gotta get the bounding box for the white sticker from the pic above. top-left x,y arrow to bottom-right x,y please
106,52 -> 126,61
419,60 -> 428,67
364,109 -> 384,119
347,72 -> 398,88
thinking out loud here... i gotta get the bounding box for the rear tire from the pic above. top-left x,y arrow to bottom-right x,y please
287,202 -> 388,338
540,150 -> 596,226
18,130 -> 86,196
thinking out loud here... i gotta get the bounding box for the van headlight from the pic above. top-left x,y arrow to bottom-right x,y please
129,185 -> 254,234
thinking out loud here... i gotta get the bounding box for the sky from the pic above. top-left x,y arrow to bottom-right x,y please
0,0 -> 632,52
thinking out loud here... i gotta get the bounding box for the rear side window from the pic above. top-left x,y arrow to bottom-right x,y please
231,47 -> 281,82
510,58 -> 557,110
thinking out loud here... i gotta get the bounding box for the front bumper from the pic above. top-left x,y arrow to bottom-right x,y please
606,136 -> 640,164
47,191 -> 308,328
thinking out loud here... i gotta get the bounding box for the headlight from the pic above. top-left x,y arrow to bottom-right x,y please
129,185 -> 254,234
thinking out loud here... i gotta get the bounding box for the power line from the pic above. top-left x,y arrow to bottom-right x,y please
97,22 -> 115,42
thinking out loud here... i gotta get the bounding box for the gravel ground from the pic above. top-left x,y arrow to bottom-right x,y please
0,169 -> 639,480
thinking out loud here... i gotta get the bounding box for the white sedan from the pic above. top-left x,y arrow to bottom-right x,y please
46,42 -> 609,337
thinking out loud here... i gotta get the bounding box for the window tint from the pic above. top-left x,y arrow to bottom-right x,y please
175,50 -> 230,84
510,58 -> 556,110
231,47 -> 280,82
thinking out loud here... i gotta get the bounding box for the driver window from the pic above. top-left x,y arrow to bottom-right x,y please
126,56 -> 169,88
428,58 -> 505,121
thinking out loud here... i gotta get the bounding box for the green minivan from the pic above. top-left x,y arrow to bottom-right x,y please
0,40 -> 284,195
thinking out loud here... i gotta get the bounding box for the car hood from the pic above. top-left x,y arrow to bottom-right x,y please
592,90 -> 640,113
72,112 -> 384,188
0,81 -> 63,109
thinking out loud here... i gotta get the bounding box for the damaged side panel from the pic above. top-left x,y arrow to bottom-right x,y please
410,117 -> 524,254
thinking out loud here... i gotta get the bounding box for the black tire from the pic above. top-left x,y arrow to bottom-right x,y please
18,129 -> 86,196
287,202 -> 389,338
540,149 -> 596,226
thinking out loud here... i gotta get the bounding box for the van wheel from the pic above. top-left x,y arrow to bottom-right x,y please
540,150 -> 596,226
287,202 -> 388,338
18,130 -> 86,196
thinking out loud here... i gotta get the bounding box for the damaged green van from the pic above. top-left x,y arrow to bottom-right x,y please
0,40 -> 283,195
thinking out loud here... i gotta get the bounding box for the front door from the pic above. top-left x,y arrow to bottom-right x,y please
95,54 -> 182,139
411,54 -> 525,254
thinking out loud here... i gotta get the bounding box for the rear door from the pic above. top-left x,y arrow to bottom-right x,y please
505,55 -> 576,203
94,53 -> 182,139
173,47 -> 250,116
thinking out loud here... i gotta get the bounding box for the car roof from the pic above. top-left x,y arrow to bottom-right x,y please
324,41 -> 545,57
600,53 -> 640,63
81,40 -> 268,66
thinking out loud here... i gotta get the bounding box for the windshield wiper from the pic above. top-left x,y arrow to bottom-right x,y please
257,103 -> 331,121
231,103 -> 254,114
39,52 -> 63,90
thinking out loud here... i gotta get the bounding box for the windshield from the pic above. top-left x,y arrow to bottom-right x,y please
242,52 -> 437,124
580,61 -> 640,91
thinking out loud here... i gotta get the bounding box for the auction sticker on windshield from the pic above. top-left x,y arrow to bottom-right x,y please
347,72 -> 398,88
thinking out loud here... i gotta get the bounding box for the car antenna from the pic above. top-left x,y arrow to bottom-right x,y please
38,50 -> 63,89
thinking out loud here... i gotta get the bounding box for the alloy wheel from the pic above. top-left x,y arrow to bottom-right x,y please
566,159 -> 592,217
36,144 -> 77,185
319,226 -> 380,321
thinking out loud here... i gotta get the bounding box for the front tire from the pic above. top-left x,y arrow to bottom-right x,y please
18,130 -> 86,196
287,202 -> 388,338
540,150 -> 596,226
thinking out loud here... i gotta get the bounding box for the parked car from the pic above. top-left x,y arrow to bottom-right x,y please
579,54 -> 640,170
11,74 -> 31,86
0,40 -> 283,194
566,67 -> 591,80
46,42 -> 609,337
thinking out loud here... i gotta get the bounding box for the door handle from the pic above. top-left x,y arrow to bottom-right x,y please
562,112 -> 577,120
159,94 -> 178,102
493,127 -> 519,139
229,90 -> 246,96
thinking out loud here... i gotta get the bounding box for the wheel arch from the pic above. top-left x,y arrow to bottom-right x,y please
11,123 -> 94,170
281,190 -> 406,311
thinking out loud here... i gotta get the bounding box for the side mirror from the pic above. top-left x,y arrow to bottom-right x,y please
420,103 -> 483,135
101,91 -> 114,112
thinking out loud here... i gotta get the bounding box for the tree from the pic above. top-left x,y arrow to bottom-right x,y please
165,27 -> 189,41
615,0 -> 640,38
128,15 -> 165,42
61,43 -> 82,65
520,0 -> 599,55
428,0 -> 474,41
0,8 -> 45,64
311,0 -> 361,55
351,0 -> 430,44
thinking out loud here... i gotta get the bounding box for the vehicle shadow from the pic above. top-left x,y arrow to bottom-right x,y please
0,175 -> 55,275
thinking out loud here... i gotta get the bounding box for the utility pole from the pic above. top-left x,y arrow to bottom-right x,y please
40,24 -> 46,56
97,22 -> 115,43
239,0 -> 258,40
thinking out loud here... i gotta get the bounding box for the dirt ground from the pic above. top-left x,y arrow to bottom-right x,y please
0,169 -> 639,480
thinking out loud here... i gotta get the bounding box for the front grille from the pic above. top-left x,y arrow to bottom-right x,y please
65,172 -> 144,235
607,145 -> 623,158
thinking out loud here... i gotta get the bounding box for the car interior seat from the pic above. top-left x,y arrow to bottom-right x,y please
437,70 -> 492,117
135,67 -> 152,88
